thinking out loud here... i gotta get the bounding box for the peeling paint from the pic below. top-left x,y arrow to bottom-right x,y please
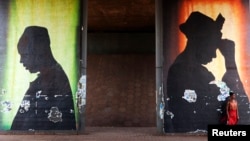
35,90 -> 42,98
0,101 -> 11,112
217,108 -> 223,113
76,75 -> 86,113
209,80 -> 230,101
158,86 -> 165,120
48,107 -> 62,123
166,110 -> 174,119
0,89 -> 12,113
188,129 -> 207,134
182,89 -> 197,103
159,102 -> 164,119
28,129 -> 35,132
19,100 -> 30,113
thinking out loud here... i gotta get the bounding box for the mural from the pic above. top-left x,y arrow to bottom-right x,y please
0,0 -> 80,131
163,0 -> 250,133
10,26 -> 76,130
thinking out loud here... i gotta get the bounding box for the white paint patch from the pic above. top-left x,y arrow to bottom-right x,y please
76,75 -> 86,113
159,102 -> 164,119
182,89 -> 197,103
209,80 -> 230,101
166,110 -> 174,119
48,107 -> 62,123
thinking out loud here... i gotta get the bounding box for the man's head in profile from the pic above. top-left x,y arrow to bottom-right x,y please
17,26 -> 56,73
11,26 -> 76,130
179,11 -> 225,65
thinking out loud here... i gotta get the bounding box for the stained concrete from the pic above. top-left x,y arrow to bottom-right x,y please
0,127 -> 207,141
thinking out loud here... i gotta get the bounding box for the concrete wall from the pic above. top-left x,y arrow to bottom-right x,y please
86,33 -> 156,127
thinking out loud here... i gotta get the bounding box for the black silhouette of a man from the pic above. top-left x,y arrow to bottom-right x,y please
165,12 -> 250,132
11,26 -> 76,130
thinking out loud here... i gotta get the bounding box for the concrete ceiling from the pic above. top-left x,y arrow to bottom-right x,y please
88,0 -> 155,32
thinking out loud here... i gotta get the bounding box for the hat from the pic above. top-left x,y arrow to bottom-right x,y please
179,11 -> 225,38
18,26 -> 51,54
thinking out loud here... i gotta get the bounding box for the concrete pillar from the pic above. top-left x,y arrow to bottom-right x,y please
155,0 -> 164,134
78,0 -> 88,134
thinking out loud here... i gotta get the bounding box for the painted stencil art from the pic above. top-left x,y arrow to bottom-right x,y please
162,0 -> 250,133
0,0 -> 80,131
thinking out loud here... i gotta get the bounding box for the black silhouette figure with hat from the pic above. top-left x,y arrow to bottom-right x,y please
165,11 -> 250,132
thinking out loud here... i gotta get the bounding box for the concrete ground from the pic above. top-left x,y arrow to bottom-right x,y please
0,127 -> 207,141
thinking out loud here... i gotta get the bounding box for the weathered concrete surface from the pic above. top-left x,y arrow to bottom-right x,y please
0,127 -> 207,141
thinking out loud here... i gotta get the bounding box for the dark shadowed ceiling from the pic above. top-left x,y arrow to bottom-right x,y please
88,0 -> 155,32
